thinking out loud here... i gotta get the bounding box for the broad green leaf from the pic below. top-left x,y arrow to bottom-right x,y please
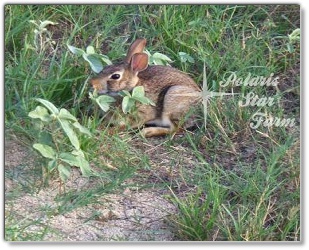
153,52 -> 173,62
83,53 -> 103,73
132,86 -> 145,98
59,153 -> 79,166
76,155 -> 92,177
99,54 -> 113,65
58,119 -> 80,150
95,95 -> 115,112
122,96 -> 135,114
59,152 -> 92,177
38,131 -> 53,145
72,149 -> 85,158
133,96 -> 155,106
72,122 -> 92,137
28,106 -> 52,122
59,152 -> 80,166
58,164 -> 71,181
67,44 -> 85,57
86,45 -> 95,54
152,52 -> 173,65
58,108 -> 77,122
33,143 -> 56,159
35,98 -> 59,115
48,159 -> 57,171
131,86 -> 155,106
119,90 -> 131,97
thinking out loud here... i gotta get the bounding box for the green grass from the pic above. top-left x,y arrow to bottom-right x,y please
5,4 -> 300,241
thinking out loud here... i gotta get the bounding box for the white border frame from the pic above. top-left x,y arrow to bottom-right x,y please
1,1 -> 306,249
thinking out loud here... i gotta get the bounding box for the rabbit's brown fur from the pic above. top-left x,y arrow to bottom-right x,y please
90,38 -> 202,137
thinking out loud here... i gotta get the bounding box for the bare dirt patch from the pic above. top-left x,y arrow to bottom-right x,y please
5,138 -> 179,241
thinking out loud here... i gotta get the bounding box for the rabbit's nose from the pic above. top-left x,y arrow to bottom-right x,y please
89,78 -> 104,91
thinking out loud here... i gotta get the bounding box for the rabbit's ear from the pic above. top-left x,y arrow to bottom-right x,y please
125,38 -> 147,63
130,53 -> 148,73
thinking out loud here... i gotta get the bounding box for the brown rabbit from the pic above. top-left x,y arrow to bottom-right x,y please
90,38 -> 202,137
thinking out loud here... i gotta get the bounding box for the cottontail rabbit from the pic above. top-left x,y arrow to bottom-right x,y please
90,38 -> 202,137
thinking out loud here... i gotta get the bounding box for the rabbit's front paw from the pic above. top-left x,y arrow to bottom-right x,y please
140,127 -> 171,138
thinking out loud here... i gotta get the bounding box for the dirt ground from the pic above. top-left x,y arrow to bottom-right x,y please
4,139 -> 180,241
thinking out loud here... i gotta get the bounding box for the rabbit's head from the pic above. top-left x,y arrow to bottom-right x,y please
90,39 -> 149,96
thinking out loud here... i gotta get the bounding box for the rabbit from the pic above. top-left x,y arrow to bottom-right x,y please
90,38 -> 202,137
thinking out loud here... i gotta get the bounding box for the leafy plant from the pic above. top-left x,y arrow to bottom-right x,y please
67,44 -> 112,73
119,86 -> 155,114
145,50 -> 173,65
89,91 -> 116,112
29,19 -> 58,53
28,98 -> 93,182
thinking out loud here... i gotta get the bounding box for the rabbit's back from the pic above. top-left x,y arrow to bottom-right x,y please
138,65 -> 200,91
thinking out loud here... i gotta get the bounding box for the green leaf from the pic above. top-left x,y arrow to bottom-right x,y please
179,52 -> 195,63
122,96 -> 135,114
28,106 -> 52,122
58,108 -> 77,122
83,53 -> 103,73
119,90 -> 131,97
58,119 -> 80,150
58,164 -> 71,181
133,96 -> 155,106
38,131 -> 53,145
95,95 -> 115,112
131,86 -> 155,106
35,98 -> 59,115
59,152 -> 92,177
67,44 -> 85,57
86,45 -> 95,54
132,86 -> 145,98
76,155 -> 92,177
48,159 -> 57,172
59,152 -> 79,166
152,52 -> 173,65
33,143 -> 56,159
72,122 -> 92,137
71,149 -> 85,158
99,54 -> 113,65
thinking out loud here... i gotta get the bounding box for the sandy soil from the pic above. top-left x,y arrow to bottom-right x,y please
4,139 -> 179,241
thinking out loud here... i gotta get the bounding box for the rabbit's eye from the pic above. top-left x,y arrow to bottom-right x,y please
111,74 -> 121,80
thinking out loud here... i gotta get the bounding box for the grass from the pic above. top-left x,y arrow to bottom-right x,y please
4,4 -> 300,241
